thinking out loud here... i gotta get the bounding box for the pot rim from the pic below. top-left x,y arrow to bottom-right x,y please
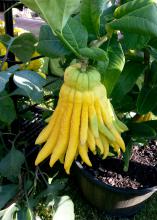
74,160 -> 157,195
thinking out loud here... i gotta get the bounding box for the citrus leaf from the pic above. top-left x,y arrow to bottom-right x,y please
10,33 -> 37,63
80,0 -> 106,36
0,92 -> 16,124
0,185 -> 18,209
63,17 -> 88,50
1,203 -> 18,220
79,47 -> 108,61
122,32 -> 150,50
114,0 -> 154,18
107,0 -> 157,38
37,25 -> 70,58
101,37 -> 125,96
52,196 -> 74,220
137,85 -> 157,114
21,0 -> 80,32
0,71 -> 12,92
0,148 -> 25,181
111,61 -> 145,102
13,70 -> 46,102
129,122 -> 156,138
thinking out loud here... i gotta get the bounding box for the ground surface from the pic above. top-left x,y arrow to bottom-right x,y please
0,12 -> 44,36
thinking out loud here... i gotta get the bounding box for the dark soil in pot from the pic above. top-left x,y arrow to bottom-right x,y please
83,142 -> 157,190
73,142 -> 157,217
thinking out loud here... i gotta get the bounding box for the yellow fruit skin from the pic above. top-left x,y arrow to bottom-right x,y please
79,143 -> 92,167
94,98 -> 115,142
64,91 -> 82,174
49,89 -> 75,167
88,93 -> 99,138
87,128 -> 96,154
95,137 -> 104,154
80,92 -> 89,145
35,105 -> 60,145
100,135 -> 109,159
35,100 -> 65,166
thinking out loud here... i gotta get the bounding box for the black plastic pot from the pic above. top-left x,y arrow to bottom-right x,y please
73,160 -> 157,218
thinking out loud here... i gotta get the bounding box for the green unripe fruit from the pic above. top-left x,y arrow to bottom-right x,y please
64,63 -> 81,88
87,68 -> 101,90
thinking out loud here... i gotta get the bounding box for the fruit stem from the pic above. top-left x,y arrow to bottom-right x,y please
80,59 -> 88,72
90,35 -> 108,48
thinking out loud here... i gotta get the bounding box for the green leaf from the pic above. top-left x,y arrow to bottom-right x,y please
114,0 -> 154,18
79,47 -> 108,61
1,203 -> 18,220
0,35 -> 12,48
80,0 -> 106,36
21,0 -> 80,31
0,71 -> 12,92
137,85 -> 157,114
128,122 -> 156,138
0,185 -> 18,209
49,59 -> 64,77
122,32 -> 150,50
101,37 -> 125,96
149,61 -> 157,86
107,0 -> 157,38
37,25 -> 70,58
111,61 -> 145,102
0,92 -> 16,124
0,148 -> 25,181
13,70 -> 46,102
112,95 -> 135,112
51,196 -> 74,220
10,33 -> 37,63
123,141 -> 133,172
62,17 -> 88,50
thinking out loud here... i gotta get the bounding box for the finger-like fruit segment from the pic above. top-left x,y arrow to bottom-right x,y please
49,94 -> 74,167
80,92 -> 89,145
35,103 -> 64,166
64,91 -> 82,174
35,104 -> 60,145
87,128 -> 96,154
35,63 -> 127,174
79,143 -> 92,167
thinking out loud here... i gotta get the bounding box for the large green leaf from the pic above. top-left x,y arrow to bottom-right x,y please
37,25 -> 70,58
111,61 -> 145,102
79,47 -> 108,61
13,70 -> 46,102
107,0 -> 157,38
1,203 -> 19,220
80,0 -> 106,36
137,85 -> 157,114
128,122 -> 156,138
21,0 -> 80,32
0,71 -> 12,92
0,92 -> 16,124
0,148 -> 25,181
10,33 -> 37,63
51,196 -> 74,220
114,0 -> 154,18
149,61 -> 157,86
62,17 -> 88,50
101,37 -> 125,96
0,185 -> 18,209
122,32 -> 150,50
